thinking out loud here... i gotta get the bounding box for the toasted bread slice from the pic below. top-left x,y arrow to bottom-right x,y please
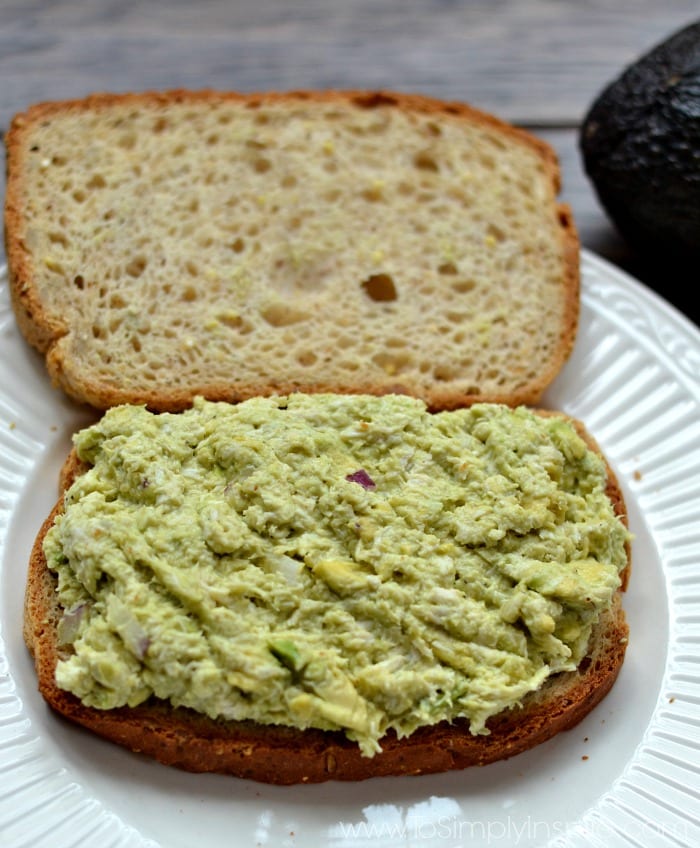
5,90 -> 579,412
23,402 -> 629,784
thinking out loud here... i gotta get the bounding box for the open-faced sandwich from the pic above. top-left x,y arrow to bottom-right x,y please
6,90 -> 630,784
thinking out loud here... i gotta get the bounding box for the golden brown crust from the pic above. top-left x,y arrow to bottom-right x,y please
24,412 -> 629,784
5,89 -> 580,413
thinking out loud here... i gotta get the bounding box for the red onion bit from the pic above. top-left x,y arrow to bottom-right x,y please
345,469 -> 376,490
137,636 -> 152,660
57,602 -> 87,645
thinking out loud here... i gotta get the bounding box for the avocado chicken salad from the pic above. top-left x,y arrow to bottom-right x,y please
45,394 -> 630,756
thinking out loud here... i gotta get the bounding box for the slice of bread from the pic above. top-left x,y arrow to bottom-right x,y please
5,90 -> 579,412
23,401 -> 630,784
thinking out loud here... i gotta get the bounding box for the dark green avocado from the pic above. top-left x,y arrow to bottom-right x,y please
580,20 -> 700,260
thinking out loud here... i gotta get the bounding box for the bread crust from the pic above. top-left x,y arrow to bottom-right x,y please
4,89 -> 580,413
23,412 -> 629,784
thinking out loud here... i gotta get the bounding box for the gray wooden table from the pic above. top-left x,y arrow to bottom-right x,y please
2,0 -> 698,324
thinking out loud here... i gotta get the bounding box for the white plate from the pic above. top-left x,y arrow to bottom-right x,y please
1,251 -> 699,848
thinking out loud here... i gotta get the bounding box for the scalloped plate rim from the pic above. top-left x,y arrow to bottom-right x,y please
0,250 -> 699,848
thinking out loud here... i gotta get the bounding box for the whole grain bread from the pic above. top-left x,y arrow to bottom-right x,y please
23,407 -> 630,784
5,90 -> 579,412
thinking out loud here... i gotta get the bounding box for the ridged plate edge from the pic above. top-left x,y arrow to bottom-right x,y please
1,253 -> 699,848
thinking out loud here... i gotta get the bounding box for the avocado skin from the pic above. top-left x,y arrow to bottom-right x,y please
580,21 -> 700,259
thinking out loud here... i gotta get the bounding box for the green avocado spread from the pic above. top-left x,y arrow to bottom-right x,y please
46,395 -> 629,756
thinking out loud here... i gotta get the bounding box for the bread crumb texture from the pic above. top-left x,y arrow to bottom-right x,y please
10,92 -> 577,408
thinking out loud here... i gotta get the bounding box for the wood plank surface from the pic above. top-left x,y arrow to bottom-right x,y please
2,0 -> 697,124
1,0 -> 698,323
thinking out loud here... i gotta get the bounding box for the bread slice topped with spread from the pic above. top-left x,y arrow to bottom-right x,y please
5,89 -> 578,412
24,395 -> 631,783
